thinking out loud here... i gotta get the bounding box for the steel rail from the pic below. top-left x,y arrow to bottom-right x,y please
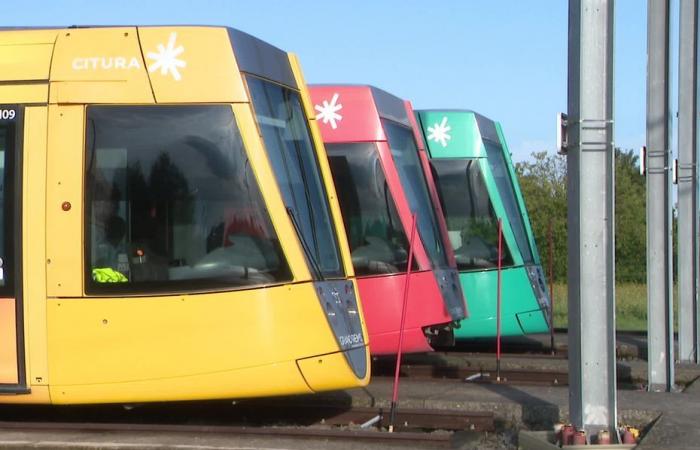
373,364 -> 568,386
0,420 -> 454,446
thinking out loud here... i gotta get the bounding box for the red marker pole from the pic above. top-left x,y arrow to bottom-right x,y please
496,218 -> 503,381
389,213 -> 417,433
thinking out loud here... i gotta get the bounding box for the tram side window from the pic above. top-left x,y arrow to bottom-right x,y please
85,105 -> 292,294
382,120 -> 449,269
246,76 -> 343,279
484,143 -> 535,264
431,159 -> 513,271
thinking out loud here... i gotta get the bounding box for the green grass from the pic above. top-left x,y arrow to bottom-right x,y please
551,283 -> 678,331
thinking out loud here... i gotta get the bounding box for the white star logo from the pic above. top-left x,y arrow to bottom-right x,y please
427,116 -> 452,148
315,93 -> 343,129
147,32 -> 186,81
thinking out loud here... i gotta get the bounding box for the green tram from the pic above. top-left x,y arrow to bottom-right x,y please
414,110 -> 550,338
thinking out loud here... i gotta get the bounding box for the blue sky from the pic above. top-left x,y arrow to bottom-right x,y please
6,0 -> 649,162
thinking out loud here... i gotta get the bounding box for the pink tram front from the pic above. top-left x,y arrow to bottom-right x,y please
310,85 -> 467,354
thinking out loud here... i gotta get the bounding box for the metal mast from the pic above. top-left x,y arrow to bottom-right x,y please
647,0 -> 675,391
567,0 -> 617,434
677,0 -> 698,365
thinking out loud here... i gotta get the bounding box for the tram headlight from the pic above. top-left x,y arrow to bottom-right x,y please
315,280 -> 367,378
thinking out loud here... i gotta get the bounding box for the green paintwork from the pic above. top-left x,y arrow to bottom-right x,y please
455,267 -> 548,337
418,111 -> 486,158
415,109 -> 550,338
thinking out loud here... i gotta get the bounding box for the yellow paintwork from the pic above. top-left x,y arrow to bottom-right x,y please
50,28 -> 153,104
46,283 -> 347,403
22,107 -> 49,387
0,385 -> 50,404
0,30 -> 58,45
0,84 -> 48,104
297,346 -> 370,392
0,299 -> 17,383
0,26 -> 368,404
52,361 -> 310,404
0,44 -> 54,81
139,27 -> 248,104
232,104 -> 311,282
289,53 -> 318,121
46,105 -> 84,297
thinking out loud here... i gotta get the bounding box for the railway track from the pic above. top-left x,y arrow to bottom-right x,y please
0,404 -> 495,448
373,362 -> 569,385
0,420 -> 456,447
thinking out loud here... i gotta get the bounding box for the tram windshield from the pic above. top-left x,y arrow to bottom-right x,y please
85,105 -> 292,293
327,143 -> 415,275
431,159 -> 514,270
247,76 -> 343,279
382,120 -> 449,269
484,143 -> 534,264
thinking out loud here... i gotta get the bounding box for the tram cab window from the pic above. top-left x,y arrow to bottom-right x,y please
85,105 -> 291,293
431,159 -> 514,271
326,143 -> 417,276
246,76 -> 343,279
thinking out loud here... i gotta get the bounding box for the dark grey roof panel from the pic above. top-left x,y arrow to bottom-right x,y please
369,86 -> 410,127
473,112 -> 500,144
227,28 -> 297,89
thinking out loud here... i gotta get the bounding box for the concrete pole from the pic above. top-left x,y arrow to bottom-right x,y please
647,0 -> 676,390
567,0 -> 617,434
678,0 -> 698,364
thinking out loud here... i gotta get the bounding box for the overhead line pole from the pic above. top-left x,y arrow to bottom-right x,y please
647,0 -> 675,391
567,0 -> 617,436
677,0 -> 698,364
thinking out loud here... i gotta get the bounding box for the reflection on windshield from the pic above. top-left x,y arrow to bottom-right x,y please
85,105 -> 292,294
431,159 -> 513,270
484,143 -> 534,264
382,120 -> 449,269
327,143 -> 415,276
247,76 -> 343,278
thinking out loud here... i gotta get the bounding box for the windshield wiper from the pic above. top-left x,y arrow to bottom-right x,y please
286,207 -> 325,281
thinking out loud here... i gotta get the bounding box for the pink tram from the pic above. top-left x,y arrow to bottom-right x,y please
309,85 -> 467,354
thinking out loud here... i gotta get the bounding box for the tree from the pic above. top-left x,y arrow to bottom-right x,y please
515,152 -> 567,281
614,149 -> 646,283
515,148 -> 647,284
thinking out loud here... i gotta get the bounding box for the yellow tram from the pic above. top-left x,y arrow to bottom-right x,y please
0,26 -> 369,404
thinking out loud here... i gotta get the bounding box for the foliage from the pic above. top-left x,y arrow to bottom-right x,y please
614,149 -> 646,282
515,148 -> 647,283
515,151 -> 567,281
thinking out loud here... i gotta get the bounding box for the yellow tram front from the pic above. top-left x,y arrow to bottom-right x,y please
0,26 -> 369,404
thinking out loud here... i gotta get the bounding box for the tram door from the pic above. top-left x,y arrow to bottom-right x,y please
0,105 -> 22,389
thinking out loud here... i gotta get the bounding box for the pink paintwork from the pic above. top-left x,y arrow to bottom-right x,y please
405,100 -> 458,268
310,85 -> 465,355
